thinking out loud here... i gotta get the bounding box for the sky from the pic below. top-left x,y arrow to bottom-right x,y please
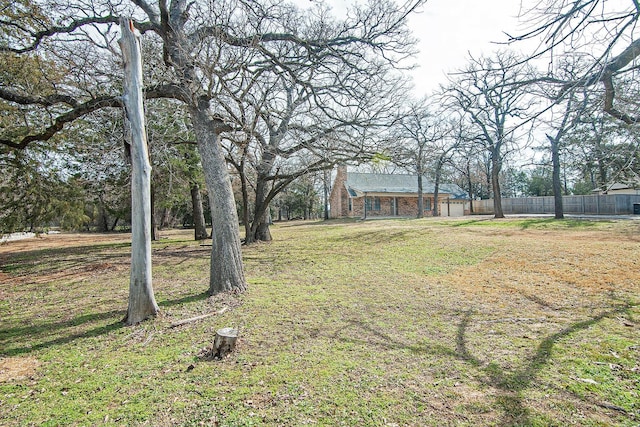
302,0 -> 529,96
407,0 -> 526,95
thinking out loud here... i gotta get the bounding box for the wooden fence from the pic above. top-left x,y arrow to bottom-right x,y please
472,194 -> 640,216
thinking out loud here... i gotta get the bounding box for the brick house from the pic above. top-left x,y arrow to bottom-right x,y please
329,166 -> 470,218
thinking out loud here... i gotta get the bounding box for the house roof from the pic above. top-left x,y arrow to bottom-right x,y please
591,181 -> 640,193
345,172 -> 468,199
607,182 -> 639,190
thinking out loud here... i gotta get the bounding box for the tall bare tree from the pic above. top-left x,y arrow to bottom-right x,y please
393,98 -> 457,217
217,2 -> 416,243
444,51 -> 536,218
536,57 -> 593,219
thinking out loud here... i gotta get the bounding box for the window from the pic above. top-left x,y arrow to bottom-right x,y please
365,197 -> 381,211
348,198 -> 352,211
423,197 -> 432,211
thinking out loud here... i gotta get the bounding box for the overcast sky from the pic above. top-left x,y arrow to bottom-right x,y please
407,0 -> 526,94
301,0 -> 528,96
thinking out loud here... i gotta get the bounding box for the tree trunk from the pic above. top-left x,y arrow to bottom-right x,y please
150,183 -> 158,241
98,195 -> 109,232
191,183 -> 208,240
433,159 -> 443,217
238,159 -> 252,244
323,169 -> 330,220
247,177 -> 272,243
255,209 -> 272,241
119,18 -> 159,325
247,147 -> 276,243
161,207 -> 172,228
548,135 -> 564,219
190,107 -> 246,294
417,174 -> 424,218
466,162 -> 474,214
491,148 -> 505,219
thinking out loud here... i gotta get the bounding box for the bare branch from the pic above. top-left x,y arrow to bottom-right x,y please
0,95 -> 122,149
0,83 -> 195,150
1,15 -> 120,54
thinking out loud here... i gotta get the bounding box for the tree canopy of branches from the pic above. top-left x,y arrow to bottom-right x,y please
516,0 -> 640,124
0,0 -> 424,294
392,98 -> 460,217
444,51 -> 537,218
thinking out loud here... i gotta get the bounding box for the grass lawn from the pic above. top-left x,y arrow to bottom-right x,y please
0,217 -> 639,426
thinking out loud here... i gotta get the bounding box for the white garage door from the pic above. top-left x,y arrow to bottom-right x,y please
439,201 -> 465,217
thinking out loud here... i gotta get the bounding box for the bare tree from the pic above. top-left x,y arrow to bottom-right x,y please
217,3 -> 415,243
514,0 -> 640,124
444,51 -> 537,218
0,0 -> 424,293
536,57 -> 592,219
393,98 -> 459,217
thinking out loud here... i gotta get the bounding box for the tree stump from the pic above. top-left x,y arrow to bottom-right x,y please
213,327 -> 238,359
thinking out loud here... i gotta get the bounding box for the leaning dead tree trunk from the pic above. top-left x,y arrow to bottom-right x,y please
120,18 -> 159,325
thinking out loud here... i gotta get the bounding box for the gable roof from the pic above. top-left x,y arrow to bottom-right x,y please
345,172 -> 468,199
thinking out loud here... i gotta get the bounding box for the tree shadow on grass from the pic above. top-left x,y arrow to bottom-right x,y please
0,242 -> 132,279
158,291 -> 209,308
333,301 -> 636,426
455,304 -> 635,426
1,291 -> 210,357
450,218 -> 496,227
326,228 -> 415,245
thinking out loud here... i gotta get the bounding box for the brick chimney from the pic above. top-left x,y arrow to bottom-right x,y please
329,165 -> 348,218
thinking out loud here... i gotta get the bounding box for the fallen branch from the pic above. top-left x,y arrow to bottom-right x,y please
168,306 -> 228,328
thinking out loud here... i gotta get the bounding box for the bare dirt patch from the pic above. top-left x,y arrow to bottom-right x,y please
0,357 -> 40,382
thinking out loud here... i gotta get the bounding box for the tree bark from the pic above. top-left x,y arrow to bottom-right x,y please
191,183 -> 208,240
323,169 -> 330,220
98,194 -> 109,232
255,209 -> 272,242
191,107 -> 246,294
416,174 -> 424,218
491,146 -> 505,219
548,134 -> 565,219
150,183 -> 158,241
247,148 -> 275,243
433,176 -> 440,217
247,174 -> 273,243
466,162 -> 475,214
161,207 -> 172,228
433,157 -> 444,217
119,18 -> 159,325
238,157 -> 252,243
